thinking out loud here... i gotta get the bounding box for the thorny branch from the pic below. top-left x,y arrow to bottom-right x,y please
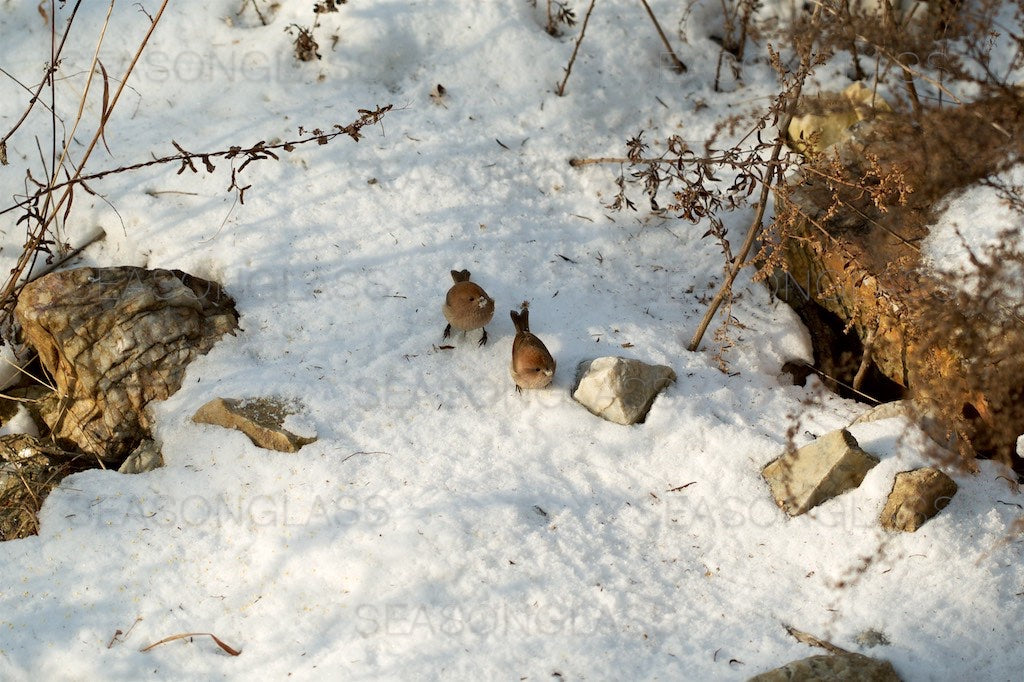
0,105 -> 392,334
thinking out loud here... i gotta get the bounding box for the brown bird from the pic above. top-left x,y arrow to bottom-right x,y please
510,302 -> 556,392
442,269 -> 495,346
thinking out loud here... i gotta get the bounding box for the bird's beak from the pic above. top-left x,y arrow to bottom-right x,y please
478,297 -> 491,309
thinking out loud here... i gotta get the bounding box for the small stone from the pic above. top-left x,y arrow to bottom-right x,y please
762,429 -> 880,516
193,397 -> 317,453
572,356 -> 675,425
118,439 -> 164,474
748,652 -> 902,682
879,467 -> 957,532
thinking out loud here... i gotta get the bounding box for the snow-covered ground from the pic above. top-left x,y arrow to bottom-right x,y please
925,163 -> 1024,298
1,1 -> 1023,679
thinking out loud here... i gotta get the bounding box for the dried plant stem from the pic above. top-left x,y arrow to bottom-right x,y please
65,1 -> 168,194
0,1 -> 170,326
0,108 -> 390,217
555,0 -> 597,96
638,0 -> 687,72
570,156 -> 652,166
783,624 -> 850,655
0,1 -> 84,152
851,325 -> 877,391
56,1 -> 116,186
686,145 -> 784,351
241,0 -> 269,26
687,10 -> 819,352
785,362 -> 883,404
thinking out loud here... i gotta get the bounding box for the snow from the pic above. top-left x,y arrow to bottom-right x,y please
923,163 -> 1024,298
0,404 -> 39,439
1,1 -> 1023,680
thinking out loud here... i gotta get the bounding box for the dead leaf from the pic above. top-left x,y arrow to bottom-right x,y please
140,632 -> 241,656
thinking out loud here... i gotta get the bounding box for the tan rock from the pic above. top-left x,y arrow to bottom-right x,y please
15,267 -> 238,462
193,397 -> 317,453
749,652 -> 901,682
787,82 -> 892,154
880,467 -> 957,532
763,429 -> 879,516
849,400 -> 912,426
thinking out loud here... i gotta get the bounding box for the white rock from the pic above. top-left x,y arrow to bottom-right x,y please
572,356 -> 676,425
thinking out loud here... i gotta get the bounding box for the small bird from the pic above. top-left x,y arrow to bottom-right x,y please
442,269 -> 495,346
510,302 -> 556,392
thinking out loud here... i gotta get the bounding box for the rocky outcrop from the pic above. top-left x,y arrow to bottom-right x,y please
572,357 -> 675,425
763,429 -> 879,516
773,95 -> 1024,460
879,467 -> 957,532
193,397 -> 317,452
15,267 -> 238,462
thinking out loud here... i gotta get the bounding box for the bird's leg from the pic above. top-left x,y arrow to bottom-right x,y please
478,328 -> 488,346
443,323 -> 452,340
515,384 -> 522,394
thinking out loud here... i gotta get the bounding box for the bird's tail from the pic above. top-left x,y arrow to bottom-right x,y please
450,269 -> 471,283
510,301 -> 530,332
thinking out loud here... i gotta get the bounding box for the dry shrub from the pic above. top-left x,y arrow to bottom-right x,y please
596,0 -> 1024,468
907,239 -> 1024,470
771,92 -> 1024,467
0,437 -> 89,541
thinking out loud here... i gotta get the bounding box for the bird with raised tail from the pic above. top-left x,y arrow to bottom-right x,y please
510,302 -> 556,392
442,269 -> 495,346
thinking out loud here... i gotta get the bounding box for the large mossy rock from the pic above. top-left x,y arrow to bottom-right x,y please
773,94 -> 1024,460
15,267 -> 238,462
